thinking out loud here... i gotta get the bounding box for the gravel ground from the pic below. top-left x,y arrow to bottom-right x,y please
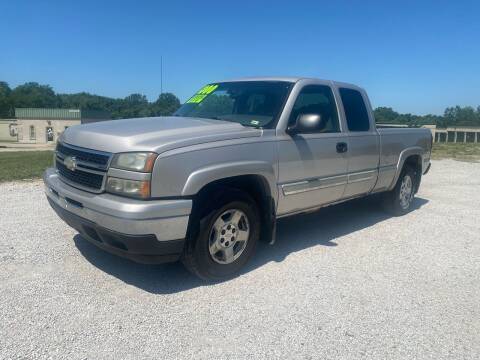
0,159 -> 479,359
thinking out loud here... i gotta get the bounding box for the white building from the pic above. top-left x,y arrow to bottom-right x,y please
3,108 -> 110,144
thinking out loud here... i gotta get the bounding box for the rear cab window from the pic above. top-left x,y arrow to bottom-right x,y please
339,88 -> 370,132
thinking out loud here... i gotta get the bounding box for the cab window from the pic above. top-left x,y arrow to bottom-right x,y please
289,85 -> 340,133
339,88 -> 370,131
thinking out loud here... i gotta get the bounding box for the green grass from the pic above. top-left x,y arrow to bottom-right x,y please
431,143 -> 480,162
0,151 -> 54,182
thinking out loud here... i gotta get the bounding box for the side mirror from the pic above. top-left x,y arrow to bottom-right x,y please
287,114 -> 322,135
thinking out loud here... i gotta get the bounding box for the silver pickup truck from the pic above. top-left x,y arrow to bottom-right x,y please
44,77 -> 432,280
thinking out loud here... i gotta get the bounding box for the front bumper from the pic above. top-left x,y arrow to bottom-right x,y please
44,168 -> 192,263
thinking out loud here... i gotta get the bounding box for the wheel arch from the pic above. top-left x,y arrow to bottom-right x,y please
186,166 -> 277,244
182,161 -> 277,199
388,147 -> 423,191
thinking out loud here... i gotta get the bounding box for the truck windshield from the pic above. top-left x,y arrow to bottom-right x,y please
174,81 -> 293,128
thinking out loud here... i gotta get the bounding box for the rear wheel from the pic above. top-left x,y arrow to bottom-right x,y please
383,165 -> 417,216
182,189 -> 260,281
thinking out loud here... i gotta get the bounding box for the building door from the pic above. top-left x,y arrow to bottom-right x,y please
46,127 -> 54,142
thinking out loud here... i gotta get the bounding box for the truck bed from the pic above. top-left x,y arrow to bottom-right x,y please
372,127 -> 432,192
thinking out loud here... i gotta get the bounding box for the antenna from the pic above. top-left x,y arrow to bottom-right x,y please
160,56 -> 163,94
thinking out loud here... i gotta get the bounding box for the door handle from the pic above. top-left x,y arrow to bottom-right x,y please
336,142 -> 348,153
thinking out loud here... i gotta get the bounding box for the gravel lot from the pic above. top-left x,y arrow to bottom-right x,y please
1,159 -> 479,359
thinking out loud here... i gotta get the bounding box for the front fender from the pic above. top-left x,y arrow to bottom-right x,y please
181,161 -> 277,201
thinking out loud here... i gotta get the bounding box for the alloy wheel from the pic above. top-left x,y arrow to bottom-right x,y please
399,174 -> 413,210
208,209 -> 250,264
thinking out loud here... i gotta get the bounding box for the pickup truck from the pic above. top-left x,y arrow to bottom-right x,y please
44,77 -> 432,280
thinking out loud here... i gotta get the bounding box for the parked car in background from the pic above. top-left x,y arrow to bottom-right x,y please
44,77 -> 432,280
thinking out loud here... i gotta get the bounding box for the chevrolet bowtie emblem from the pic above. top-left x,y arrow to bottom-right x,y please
64,156 -> 77,171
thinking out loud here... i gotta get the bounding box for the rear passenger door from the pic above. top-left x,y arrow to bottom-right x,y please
338,87 -> 379,198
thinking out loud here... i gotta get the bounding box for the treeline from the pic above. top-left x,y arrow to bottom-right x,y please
374,106 -> 480,128
1,81 -> 479,128
0,81 -> 181,119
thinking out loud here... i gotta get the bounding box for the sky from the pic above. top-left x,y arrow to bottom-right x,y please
0,0 -> 479,115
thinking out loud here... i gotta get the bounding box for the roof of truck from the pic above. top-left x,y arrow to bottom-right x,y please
216,76 -> 361,90
218,76 -> 304,83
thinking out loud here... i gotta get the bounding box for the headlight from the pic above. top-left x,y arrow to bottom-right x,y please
106,177 -> 150,199
111,152 -> 157,172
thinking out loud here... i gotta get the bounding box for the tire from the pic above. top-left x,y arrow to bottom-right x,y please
382,165 -> 417,216
182,189 -> 260,281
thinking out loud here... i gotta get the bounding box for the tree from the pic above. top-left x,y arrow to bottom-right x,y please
58,92 -> 116,111
2,80 -> 478,127
0,81 -> 12,118
373,107 -> 399,124
124,93 -> 148,105
373,105 -> 480,128
151,93 -> 181,116
444,106 -> 478,127
118,93 -> 150,118
10,82 -> 58,108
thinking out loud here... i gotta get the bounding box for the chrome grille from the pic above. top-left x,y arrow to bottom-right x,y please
56,162 -> 104,189
55,142 -> 112,192
56,142 -> 110,169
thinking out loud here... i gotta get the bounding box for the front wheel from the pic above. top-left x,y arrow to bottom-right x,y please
182,190 -> 260,281
383,166 -> 417,216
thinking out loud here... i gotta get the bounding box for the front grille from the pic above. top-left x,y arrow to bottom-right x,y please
55,142 -> 111,192
56,142 -> 110,167
57,161 -> 104,190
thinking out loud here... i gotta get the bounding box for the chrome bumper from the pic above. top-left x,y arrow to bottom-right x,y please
43,168 -> 192,242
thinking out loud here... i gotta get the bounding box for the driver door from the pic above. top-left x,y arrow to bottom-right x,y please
276,84 -> 348,215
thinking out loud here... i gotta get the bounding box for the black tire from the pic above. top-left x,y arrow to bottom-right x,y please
182,189 -> 260,281
382,165 -> 417,216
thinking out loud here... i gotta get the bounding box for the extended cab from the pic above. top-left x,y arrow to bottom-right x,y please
44,77 -> 432,280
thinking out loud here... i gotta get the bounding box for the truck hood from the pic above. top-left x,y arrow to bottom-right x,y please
61,116 -> 262,154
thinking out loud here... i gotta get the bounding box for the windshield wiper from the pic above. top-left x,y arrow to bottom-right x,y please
206,116 -> 239,123
184,115 -> 261,129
